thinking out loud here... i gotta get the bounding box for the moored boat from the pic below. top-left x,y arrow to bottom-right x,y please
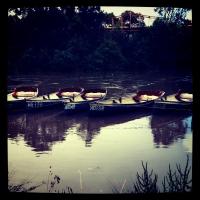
7,86 -> 39,111
89,90 -> 165,115
152,89 -> 193,112
27,87 -> 84,110
64,88 -> 107,113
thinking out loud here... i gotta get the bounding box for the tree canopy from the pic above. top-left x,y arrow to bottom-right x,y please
154,7 -> 191,25
8,6 -> 192,74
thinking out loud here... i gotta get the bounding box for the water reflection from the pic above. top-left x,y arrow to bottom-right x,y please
84,111 -> 152,146
8,107 -> 192,153
8,110 -> 152,151
150,113 -> 192,147
8,110 -> 67,152
8,110 -> 95,151
8,112 -> 27,139
7,73 -> 193,193
8,109 -> 192,152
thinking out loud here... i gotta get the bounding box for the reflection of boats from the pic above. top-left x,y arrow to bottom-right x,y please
89,90 -> 165,115
88,110 -> 151,129
152,90 -> 192,112
7,86 -> 38,110
8,108 -> 150,151
64,88 -> 107,113
58,111 -> 151,146
89,112 -> 151,146
150,113 -> 192,146
26,87 -> 84,110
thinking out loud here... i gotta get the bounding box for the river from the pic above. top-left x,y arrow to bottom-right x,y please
7,71 -> 192,193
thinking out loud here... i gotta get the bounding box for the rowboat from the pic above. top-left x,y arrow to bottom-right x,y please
89,90 -> 165,115
7,86 -> 38,110
152,89 -> 193,112
64,88 -> 107,112
27,87 -> 84,110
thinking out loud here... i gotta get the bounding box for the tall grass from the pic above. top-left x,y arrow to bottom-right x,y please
162,155 -> 192,192
113,155 -> 192,193
133,161 -> 159,193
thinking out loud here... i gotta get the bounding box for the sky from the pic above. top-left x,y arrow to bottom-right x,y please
101,7 -> 192,26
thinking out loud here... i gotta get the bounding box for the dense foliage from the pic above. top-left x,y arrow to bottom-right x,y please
8,7 -> 192,74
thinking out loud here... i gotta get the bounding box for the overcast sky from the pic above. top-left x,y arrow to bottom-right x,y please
101,6 -> 192,26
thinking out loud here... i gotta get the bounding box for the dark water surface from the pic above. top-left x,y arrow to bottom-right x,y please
7,72 -> 192,193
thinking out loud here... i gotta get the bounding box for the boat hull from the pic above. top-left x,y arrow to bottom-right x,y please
27,100 -> 64,110
64,101 -> 91,113
64,88 -> 107,113
26,88 -> 84,110
89,101 -> 154,115
150,100 -> 192,113
7,100 -> 27,111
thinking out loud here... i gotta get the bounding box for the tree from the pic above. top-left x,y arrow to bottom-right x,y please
89,39 -> 127,71
102,12 -> 116,27
154,7 -> 191,25
121,11 -> 145,28
8,6 -> 192,74
77,6 -> 105,31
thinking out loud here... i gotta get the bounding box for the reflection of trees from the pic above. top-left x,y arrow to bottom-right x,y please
8,111 -> 100,150
74,112 -> 150,147
8,113 -> 26,139
8,110 -> 69,152
8,110 -> 152,150
84,111 -> 151,146
24,113 -> 67,152
150,113 -> 191,146
67,114 -> 94,147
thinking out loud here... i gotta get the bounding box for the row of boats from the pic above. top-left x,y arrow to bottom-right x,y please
7,86 -> 193,114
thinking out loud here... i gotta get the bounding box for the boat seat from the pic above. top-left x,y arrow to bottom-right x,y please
179,93 -> 193,102
139,95 -> 158,101
85,97 -> 101,101
84,92 -> 104,98
61,92 -> 80,97
14,91 -> 36,97
133,94 -> 158,102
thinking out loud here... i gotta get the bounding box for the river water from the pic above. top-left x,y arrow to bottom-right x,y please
7,71 -> 192,193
